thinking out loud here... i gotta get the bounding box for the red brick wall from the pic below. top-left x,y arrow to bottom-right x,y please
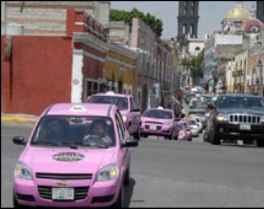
1,36 -> 12,112
1,36 -> 72,115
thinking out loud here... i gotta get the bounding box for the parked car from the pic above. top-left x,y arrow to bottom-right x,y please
13,103 -> 138,208
87,91 -> 141,140
140,107 -> 180,140
187,108 -> 207,128
185,114 -> 203,133
186,119 -> 200,136
176,121 -> 192,141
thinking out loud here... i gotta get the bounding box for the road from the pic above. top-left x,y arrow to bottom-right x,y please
2,122 -> 264,207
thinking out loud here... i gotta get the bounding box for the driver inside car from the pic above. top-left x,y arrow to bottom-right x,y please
83,119 -> 112,146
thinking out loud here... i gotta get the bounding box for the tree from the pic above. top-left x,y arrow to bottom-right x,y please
182,50 -> 204,85
110,9 -> 163,37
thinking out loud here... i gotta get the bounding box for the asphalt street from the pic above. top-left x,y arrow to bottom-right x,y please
2,122 -> 264,207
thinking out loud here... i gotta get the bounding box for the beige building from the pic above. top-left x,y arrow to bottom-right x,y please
233,49 -> 248,93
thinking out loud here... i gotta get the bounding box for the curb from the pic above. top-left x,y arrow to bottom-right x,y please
1,115 -> 37,123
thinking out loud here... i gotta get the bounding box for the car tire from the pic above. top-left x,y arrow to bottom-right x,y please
203,131 -> 208,142
256,139 -> 264,147
210,128 -> 220,145
133,129 -> 140,141
13,191 -> 23,208
124,167 -> 130,186
112,184 -> 124,208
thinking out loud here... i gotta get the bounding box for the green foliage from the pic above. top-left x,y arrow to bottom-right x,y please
161,40 -> 170,49
110,8 -> 163,37
182,50 -> 204,85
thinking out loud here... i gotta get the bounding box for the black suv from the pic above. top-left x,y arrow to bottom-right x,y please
206,94 -> 264,147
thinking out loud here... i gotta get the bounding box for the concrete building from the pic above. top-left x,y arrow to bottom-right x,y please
104,43 -> 137,96
1,1 -> 110,36
187,36 -> 205,57
1,7 -> 109,115
108,21 -> 130,45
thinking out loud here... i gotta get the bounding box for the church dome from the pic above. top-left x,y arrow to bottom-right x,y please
224,2 -> 251,20
241,18 -> 263,33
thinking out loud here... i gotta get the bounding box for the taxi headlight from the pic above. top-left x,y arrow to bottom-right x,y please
122,116 -> 127,123
14,162 -> 32,180
97,163 -> 119,182
216,114 -> 228,121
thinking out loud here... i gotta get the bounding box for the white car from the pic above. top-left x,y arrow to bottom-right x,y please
194,118 -> 203,133
187,119 -> 199,136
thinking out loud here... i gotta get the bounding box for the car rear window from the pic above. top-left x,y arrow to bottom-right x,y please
91,96 -> 128,110
144,109 -> 173,119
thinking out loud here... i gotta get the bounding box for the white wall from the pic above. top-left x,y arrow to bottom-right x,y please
71,51 -> 83,103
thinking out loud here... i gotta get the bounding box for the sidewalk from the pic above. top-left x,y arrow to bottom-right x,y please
1,113 -> 38,123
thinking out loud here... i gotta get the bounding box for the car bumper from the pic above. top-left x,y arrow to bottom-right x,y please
14,178 -> 121,208
140,125 -> 173,137
215,123 -> 264,140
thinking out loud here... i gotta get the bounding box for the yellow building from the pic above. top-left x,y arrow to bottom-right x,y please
234,49 -> 248,93
226,61 -> 235,93
104,43 -> 137,96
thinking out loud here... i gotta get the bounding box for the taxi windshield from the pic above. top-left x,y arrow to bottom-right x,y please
91,96 -> 128,110
31,116 -> 115,148
144,109 -> 173,119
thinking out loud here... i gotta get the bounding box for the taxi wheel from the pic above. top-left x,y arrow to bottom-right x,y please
256,139 -> 264,147
210,128 -> 220,145
124,167 -> 130,186
13,191 -> 23,208
133,130 -> 140,141
112,184 -> 124,208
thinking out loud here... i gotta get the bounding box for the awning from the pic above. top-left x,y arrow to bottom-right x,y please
209,60 -> 220,67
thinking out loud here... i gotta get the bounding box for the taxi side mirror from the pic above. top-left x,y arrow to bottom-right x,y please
122,139 -> 138,148
13,136 -> 26,145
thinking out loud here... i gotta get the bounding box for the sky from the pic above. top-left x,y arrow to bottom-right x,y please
110,1 -> 256,39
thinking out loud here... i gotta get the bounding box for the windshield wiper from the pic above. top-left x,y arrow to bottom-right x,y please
32,141 -> 78,149
83,143 -> 109,149
32,140 -> 62,146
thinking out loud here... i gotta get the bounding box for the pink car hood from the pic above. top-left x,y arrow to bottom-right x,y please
20,147 -> 116,174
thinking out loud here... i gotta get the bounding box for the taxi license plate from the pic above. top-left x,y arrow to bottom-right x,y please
149,125 -> 157,130
240,124 -> 251,131
52,188 -> 74,200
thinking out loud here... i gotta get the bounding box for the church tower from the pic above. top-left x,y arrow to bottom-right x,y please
177,1 -> 199,45
256,1 -> 264,23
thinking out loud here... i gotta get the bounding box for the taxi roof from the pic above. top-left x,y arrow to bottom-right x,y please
45,103 -> 116,117
91,91 -> 132,98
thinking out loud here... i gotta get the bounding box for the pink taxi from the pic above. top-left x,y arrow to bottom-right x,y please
176,120 -> 192,141
140,107 -> 179,140
13,103 -> 138,208
87,91 -> 141,140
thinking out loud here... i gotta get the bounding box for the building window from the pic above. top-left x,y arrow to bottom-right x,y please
184,8 -> 187,15
190,25 -> 194,35
183,24 -> 187,34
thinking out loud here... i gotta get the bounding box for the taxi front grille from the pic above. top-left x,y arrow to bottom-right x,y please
38,186 -> 89,201
36,173 -> 92,180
